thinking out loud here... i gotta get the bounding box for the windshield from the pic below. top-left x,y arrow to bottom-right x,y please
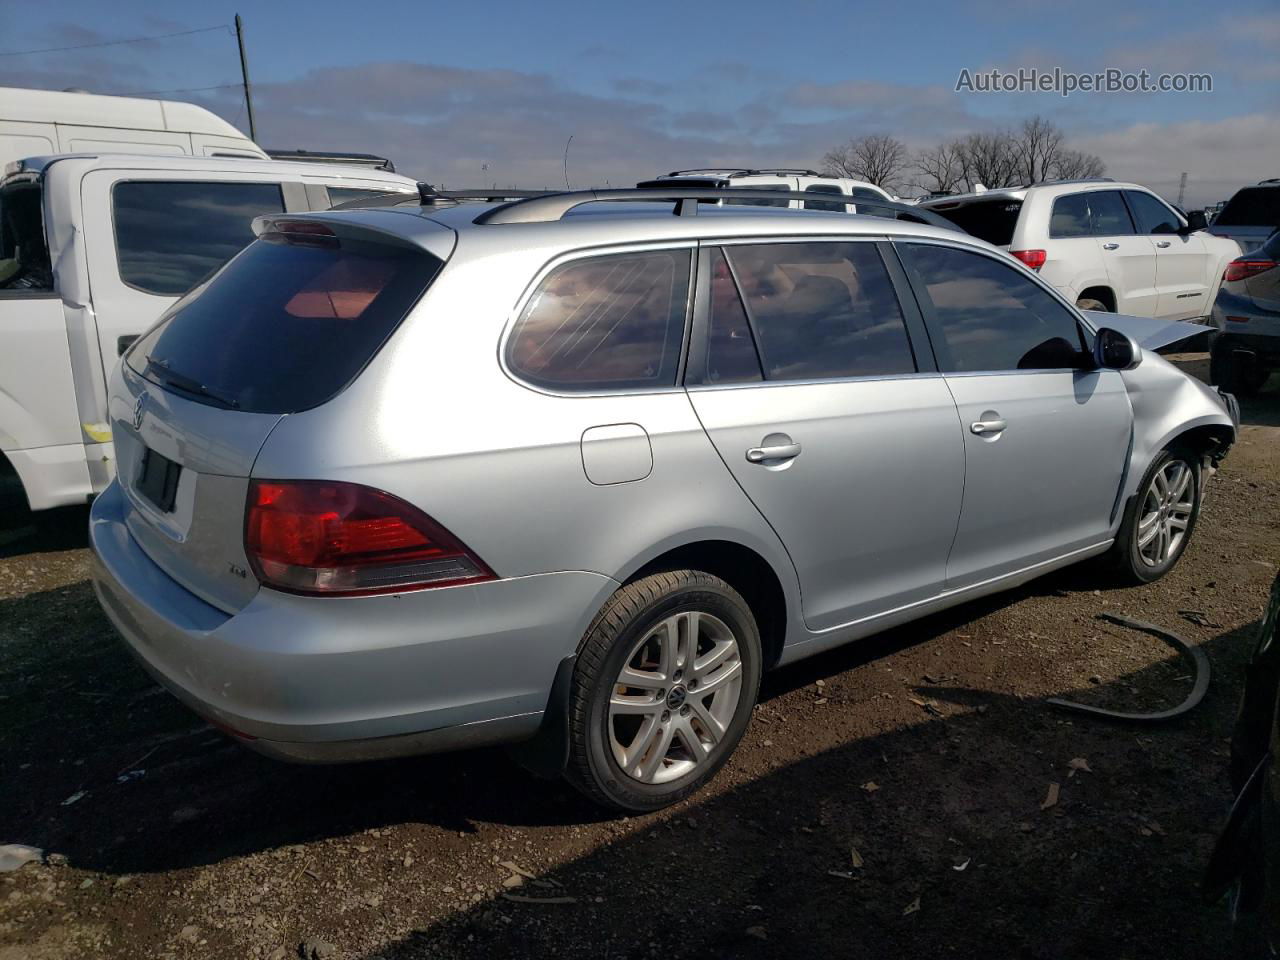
1215,187 -> 1280,228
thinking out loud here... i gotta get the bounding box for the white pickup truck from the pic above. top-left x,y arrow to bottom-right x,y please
0,153 -> 417,510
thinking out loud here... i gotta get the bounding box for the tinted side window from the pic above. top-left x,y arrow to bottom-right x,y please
113,181 -> 286,296
1049,194 -> 1091,238
1087,190 -> 1135,236
506,250 -> 691,392
803,184 -> 846,212
1216,187 -> 1280,228
724,242 -> 916,381
724,183 -> 791,208
697,248 -> 763,384
900,243 -> 1085,373
850,186 -> 885,201
327,187 -> 407,207
1125,190 -> 1181,235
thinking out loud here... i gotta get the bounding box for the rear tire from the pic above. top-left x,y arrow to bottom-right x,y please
1110,448 -> 1201,584
1076,297 -> 1108,312
565,570 -> 761,812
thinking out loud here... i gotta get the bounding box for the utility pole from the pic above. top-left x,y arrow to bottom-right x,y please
234,14 -> 257,143
1176,171 -> 1188,209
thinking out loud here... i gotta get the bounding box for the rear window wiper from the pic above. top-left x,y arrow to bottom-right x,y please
144,356 -> 241,410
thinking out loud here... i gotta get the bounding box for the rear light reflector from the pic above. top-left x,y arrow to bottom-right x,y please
245,480 -> 495,596
1224,259 -> 1276,282
1011,249 -> 1047,271
1225,316 -> 1250,324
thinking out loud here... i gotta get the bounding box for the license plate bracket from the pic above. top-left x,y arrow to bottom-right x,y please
138,448 -> 181,513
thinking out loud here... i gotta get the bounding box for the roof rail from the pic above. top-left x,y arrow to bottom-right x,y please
1028,177 -> 1116,186
1258,178 -> 1280,185
664,167 -> 822,178
472,187 -> 959,229
267,148 -> 397,171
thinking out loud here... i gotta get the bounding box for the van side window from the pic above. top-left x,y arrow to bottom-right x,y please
0,182 -> 53,292
506,250 -> 691,392
113,181 -> 286,296
803,185 -> 846,212
722,242 -> 917,381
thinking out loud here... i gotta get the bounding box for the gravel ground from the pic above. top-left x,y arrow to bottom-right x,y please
1,357 -> 1277,960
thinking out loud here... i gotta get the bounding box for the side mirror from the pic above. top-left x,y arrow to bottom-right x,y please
1094,327 -> 1142,370
1182,209 -> 1208,233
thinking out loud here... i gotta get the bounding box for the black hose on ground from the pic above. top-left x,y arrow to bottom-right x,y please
1047,613 -> 1210,722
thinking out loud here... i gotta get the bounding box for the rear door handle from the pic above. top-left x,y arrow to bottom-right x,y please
1155,240 -> 1171,248
746,441 -> 801,463
970,419 -> 1007,435
1102,242 -> 1119,251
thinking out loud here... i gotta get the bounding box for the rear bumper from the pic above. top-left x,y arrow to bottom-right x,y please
89,480 -> 617,761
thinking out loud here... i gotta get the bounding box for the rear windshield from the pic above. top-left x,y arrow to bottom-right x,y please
127,232 -> 441,414
1215,187 -> 1280,228
927,198 -> 1022,246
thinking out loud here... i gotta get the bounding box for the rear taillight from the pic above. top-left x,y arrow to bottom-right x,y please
1011,249 -> 1047,271
1224,259 -> 1277,282
245,480 -> 495,596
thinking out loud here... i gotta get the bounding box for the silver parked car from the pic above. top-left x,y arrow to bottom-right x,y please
90,187 -> 1239,811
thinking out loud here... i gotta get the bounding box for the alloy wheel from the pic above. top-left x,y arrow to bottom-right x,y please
1137,459 -> 1195,567
607,610 -> 743,784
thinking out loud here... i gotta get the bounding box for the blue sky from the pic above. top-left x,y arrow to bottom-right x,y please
2,0 -> 1277,205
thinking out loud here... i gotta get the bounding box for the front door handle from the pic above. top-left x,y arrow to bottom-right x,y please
1155,240 -> 1171,248
1102,242 -> 1119,251
746,440 -> 802,463
970,419 -> 1007,435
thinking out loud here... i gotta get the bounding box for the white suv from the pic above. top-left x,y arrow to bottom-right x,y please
641,168 -> 894,208
921,180 -> 1241,321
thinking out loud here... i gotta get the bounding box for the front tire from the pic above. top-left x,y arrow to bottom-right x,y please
1112,449 -> 1202,584
565,571 -> 762,812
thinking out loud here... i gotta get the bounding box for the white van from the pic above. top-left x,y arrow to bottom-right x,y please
0,86 -> 267,168
0,152 -> 418,510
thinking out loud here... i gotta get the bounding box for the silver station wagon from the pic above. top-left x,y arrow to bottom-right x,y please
90,187 -> 1238,811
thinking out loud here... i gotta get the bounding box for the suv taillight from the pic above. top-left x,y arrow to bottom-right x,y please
1011,249 -> 1047,271
1224,258 -> 1277,283
245,480 -> 495,596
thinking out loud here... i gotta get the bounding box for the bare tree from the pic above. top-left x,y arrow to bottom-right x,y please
1011,115 -> 1065,185
821,134 -> 909,189
955,131 -> 1020,190
1051,148 -> 1106,180
912,140 -> 966,195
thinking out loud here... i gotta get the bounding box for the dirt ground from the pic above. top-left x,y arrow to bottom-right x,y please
1,356 -> 1278,960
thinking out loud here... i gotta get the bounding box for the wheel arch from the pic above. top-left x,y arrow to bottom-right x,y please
1077,284 -> 1116,312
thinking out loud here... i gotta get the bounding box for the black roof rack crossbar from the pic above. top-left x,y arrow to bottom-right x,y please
472,188 -> 959,229
665,167 -> 822,178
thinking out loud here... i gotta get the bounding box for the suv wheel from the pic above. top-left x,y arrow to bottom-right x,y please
1076,297 -> 1108,312
565,571 -> 761,812
1111,448 -> 1201,583
1211,337 -> 1269,398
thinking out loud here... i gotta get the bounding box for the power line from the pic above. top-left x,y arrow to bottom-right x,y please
0,24 -> 229,58
115,82 -> 242,98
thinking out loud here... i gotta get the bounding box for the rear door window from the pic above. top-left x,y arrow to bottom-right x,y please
899,243 -> 1085,372
1086,190 -> 1135,236
127,229 -> 440,413
506,250 -> 691,392
1049,194 -> 1091,238
114,180 -> 286,295
717,241 -> 917,381
1124,190 -> 1181,235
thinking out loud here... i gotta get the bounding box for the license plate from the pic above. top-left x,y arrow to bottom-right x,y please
137,448 -> 181,513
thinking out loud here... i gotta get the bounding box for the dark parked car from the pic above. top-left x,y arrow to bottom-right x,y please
1211,228 -> 1280,396
1209,180 -> 1280,253
1205,571 -> 1280,955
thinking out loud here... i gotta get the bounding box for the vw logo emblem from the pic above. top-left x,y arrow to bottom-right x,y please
132,391 -> 148,431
